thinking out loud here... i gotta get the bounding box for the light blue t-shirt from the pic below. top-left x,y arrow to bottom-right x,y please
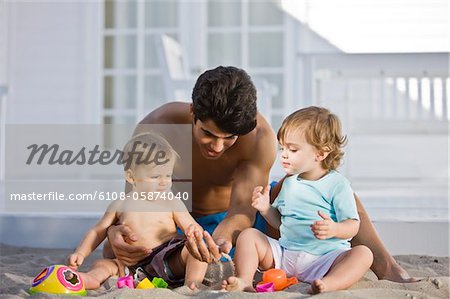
272,170 -> 359,255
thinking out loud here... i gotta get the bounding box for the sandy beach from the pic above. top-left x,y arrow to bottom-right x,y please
0,243 -> 448,298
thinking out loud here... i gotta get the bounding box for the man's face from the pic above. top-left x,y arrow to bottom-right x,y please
192,118 -> 238,159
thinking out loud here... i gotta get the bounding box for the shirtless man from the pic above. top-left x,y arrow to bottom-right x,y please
105,66 -> 415,283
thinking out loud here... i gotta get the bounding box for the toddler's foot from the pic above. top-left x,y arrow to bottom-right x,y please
309,279 -> 327,294
186,281 -> 201,290
221,277 -> 255,292
78,272 -> 101,290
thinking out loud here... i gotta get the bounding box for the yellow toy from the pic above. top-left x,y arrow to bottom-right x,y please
136,277 -> 155,289
29,265 -> 87,296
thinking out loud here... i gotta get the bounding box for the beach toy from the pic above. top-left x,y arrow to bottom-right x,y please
256,281 -> 275,292
29,265 -> 87,296
151,277 -> 168,288
136,277 -> 155,289
257,269 -> 298,291
117,275 -> 135,289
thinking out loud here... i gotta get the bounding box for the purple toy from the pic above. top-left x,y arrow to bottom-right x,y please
256,281 -> 275,293
117,275 -> 134,289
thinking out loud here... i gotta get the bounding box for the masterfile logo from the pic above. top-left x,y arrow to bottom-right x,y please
26,142 -> 171,169
4,124 -> 193,213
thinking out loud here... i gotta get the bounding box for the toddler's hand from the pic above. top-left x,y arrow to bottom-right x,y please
67,252 -> 85,269
214,238 -> 232,257
251,185 -> 271,213
311,211 -> 337,240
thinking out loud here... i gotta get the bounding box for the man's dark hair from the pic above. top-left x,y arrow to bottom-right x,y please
192,66 -> 257,135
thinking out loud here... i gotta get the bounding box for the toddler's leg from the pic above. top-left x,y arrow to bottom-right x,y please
166,245 -> 208,289
310,245 -> 373,294
221,228 -> 275,292
78,258 -> 120,290
184,248 -> 208,289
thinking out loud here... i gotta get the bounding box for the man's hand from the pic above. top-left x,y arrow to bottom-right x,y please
107,224 -> 151,266
185,228 -> 223,263
67,252 -> 84,269
311,211 -> 337,240
251,185 -> 271,214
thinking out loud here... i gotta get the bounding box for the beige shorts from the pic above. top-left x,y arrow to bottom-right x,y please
266,236 -> 349,283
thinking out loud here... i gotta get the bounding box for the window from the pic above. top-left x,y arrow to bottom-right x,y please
102,0 -> 181,125
102,0 -> 296,128
206,0 -> 294,125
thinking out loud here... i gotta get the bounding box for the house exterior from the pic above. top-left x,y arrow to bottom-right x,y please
0,0 -> 448,254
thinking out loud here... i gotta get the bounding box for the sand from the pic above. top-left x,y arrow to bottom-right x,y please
0,243 -> 448,298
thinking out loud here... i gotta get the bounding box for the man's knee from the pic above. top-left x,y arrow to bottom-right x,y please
102,240 -> 115,259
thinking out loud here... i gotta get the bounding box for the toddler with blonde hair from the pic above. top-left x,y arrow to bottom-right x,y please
67,132 -> 208,290
222,106 -> 373,294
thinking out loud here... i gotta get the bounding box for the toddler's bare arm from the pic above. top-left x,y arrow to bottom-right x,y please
311,210 -> 359,240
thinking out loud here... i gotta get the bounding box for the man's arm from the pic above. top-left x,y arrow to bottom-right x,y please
211,162 -> 263,251
260,206 -> 282,230
213,126 -> 277,251
351,193 -> 416,282
266,175 -> 292,239
269,176 -> 285,203
104,224 -> 152,265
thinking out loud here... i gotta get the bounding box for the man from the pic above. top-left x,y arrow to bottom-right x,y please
105,66 -> 415,283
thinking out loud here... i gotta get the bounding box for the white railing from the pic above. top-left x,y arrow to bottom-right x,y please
297,53 -> 449,221
300,53 -> 449,132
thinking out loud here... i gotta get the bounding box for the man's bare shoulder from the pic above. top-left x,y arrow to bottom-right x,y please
236,113 -> 277,161
255,113 -> 277,145
139,102 -> 191,124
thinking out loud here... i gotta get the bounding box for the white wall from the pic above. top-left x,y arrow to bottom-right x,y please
0,1 -> 448,252
5,1 -> 100,124
0,0 -> 7,85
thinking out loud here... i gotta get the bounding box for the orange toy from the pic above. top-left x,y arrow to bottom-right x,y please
257,269 -> 298,291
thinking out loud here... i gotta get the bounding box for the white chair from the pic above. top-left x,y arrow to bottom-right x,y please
154,34 -> 195,102
253,78 -> 276,121
154,34 -> 275,119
